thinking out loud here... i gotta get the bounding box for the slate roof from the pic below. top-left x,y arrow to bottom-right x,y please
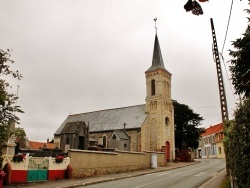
201,123 -> 223,137
61,121 -> 87,135
112,130 -> 130,140
54,104 -> 148,135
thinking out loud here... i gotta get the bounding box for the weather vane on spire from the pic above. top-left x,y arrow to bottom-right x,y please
154,17 -> 157,33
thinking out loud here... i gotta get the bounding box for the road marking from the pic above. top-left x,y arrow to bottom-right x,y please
194,172 -> 206,176
144,172 -> 157,176
134,163 -> 216,188
156,171 -> 173,176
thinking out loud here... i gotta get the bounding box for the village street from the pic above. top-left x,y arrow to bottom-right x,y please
82,159 -> 226,188
4,159 -> 226,188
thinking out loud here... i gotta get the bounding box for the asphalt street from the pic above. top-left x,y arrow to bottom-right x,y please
82,159 -> 226,188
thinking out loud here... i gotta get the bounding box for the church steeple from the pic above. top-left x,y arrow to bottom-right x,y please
146,34 -> 166,72
143,28 -> 174,158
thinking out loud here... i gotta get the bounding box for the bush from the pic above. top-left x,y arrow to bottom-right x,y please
225,97 -> 250,187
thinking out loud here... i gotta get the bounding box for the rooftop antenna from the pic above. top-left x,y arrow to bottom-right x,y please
154,17 -> 157,33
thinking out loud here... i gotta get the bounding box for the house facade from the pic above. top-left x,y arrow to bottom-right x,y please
54,33 -> 175,160
196,123 -> 225,159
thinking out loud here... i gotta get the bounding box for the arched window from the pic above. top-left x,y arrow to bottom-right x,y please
150,102 -> 154,111
154,101 -> 157,110
151,79 -> 155,95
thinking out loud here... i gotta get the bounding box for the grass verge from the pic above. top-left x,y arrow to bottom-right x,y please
219,175 -> 231,188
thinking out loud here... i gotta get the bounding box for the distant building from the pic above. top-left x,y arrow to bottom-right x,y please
54,33 -> 176,160
15,136 -> 28,150
15,137 -> 54,150
27,140 -> 54,150
196,123 -> 225,158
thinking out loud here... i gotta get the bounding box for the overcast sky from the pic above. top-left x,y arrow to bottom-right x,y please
0,0 -> 248,142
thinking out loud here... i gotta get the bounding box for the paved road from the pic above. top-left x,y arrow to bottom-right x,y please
81,159 -> 225,188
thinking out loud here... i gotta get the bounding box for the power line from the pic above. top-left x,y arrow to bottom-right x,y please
193,106 -> 234,109
220,54 -> 237,104
193,107 -> 220,108
220,0 -> 237,105
221,0 -> 234,54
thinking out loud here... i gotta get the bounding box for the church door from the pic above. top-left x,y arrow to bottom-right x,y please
78,136 -> 85,150
165,141 -> 170,160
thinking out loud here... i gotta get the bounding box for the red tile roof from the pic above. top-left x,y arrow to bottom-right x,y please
29,141 -> 54,149
201,123 -> 223,137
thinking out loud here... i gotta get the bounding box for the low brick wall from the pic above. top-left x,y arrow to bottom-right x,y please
68,149 -> 166,178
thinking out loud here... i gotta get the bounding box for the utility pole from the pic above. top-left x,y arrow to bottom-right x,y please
210,17 -> 231,184
210,18 -> 229,122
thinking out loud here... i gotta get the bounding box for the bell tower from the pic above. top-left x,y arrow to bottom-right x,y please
142,31 -> 175,160
145,34 -> 172,113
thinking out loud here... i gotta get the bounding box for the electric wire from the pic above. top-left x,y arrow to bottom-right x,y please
220,0 -> 238,105
220,54 -> 237,104
221,0 -> 234,54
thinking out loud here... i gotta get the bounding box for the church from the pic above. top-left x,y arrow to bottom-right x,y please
54,33 -> 175,160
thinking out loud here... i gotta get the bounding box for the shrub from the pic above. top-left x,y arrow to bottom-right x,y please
225,97 -> 250,187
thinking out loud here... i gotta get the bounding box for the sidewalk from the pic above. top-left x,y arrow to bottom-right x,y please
199,169 -> 227,188
3,161 -> 225,188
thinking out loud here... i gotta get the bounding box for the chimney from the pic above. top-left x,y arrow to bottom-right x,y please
47,138 -> 49,143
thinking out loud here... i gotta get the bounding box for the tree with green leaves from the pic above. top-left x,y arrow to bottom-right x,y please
225,3 -> 250,187
14,127 -> 27,153
229,4 -> 250,97
0,49 -> 23,148
173,100 -> 205,150
14,127 -> 26,137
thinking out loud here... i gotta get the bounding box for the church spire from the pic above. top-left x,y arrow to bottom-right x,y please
146,19 -> 166,72
146,33 -> 166,72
